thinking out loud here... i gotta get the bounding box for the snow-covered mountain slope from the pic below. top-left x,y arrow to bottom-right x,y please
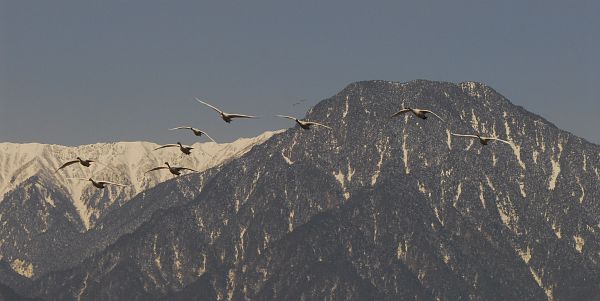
17,80 -> 600,301
0,131 -> 280,230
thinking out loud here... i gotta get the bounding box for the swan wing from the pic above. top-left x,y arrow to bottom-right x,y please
176,167 -> 198,173
170,126 -> 193,131
154,144 -> 179,151
422,110 -> 445,122
145,167 -> 168,174
228,113 -> 258,119
203,132 -> 216,143
275,114 -> 297,121
55,160 -> 79,172
305,121 -> 332,129
451,133 -> 479,139
195,98 -> 223,114
391,109 -> 411,118
485,137 -> 512,145
97,181 -> 128,187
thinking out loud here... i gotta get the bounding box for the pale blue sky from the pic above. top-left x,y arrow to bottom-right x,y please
1,0 -> 598,145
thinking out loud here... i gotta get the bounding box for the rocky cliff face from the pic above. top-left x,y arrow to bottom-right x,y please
6,80 -> 600,300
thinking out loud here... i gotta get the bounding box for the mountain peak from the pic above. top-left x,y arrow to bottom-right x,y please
4,81 -> 600,300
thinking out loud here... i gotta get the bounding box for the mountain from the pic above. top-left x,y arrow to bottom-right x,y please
8,80 -> 600,300
0,132 -> 279,229
0,131 -> 279,278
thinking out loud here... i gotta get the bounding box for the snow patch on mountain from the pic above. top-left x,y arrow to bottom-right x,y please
0,130 -> 281,229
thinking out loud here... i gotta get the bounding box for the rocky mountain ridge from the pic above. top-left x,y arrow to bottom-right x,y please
4,80 -> 600,300
0,131 -> 279,279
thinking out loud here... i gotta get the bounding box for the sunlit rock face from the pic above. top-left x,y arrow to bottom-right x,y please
6,80 -> 600,300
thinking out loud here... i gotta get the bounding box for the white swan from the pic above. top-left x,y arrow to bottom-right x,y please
154,142 -> 194,155
275,115 -> 332,130
450,133 -> 511,145
195,98 -> 257,123
391,108 -> 445,121
56,157 -> 107,173
67,178 -> 127,189
145,162 -> 198,176
169,126 -> 216,142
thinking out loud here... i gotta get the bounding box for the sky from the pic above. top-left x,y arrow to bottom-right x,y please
1,0 -> 598,145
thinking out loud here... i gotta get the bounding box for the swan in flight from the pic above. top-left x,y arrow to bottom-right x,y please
391,108 -> 445,121
67,178 -> 127,189
154,142 -> 194,155
56,157 -> 107,173
145,162 -> 198,176
195,98 -> 257,123
275,115 -> 332,130
169,126 -> 216,142
450,133 -> 511,145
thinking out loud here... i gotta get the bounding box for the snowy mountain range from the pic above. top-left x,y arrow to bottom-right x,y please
0,131 -> 279,278
2,80 -> 600,300
0,132 -> 278,229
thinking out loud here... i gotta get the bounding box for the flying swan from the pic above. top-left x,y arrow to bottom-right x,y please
450,133 -> 511,145
391,108 -> 445,121
195,98 -> 257,123
275,115 -> 332,130
66,178 -> 127,189
169,127 -> 216,142
145,162 -> 198,176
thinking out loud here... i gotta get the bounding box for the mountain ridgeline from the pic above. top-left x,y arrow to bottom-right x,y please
0,132 -> 279,280
7,80 -> 600,300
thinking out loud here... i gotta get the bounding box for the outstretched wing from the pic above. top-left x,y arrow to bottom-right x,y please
175,167 -> 198,173
203,132 -> 216,143
391,109 -> 411,118
422,110 -> 445,122
195,98 -> 223,114
485,137 -> 512,145
450,133 -> 479,139
170,126 -> 193,131
154,144 -> 179,151
55,160 -> 79,172
275,114 -> 298,121
97,181 -> 128,187
145,167 -> 168,174
305,121 -> 332,130
228,113 -> 257,119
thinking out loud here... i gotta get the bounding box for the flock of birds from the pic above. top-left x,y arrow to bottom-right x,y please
394,107 -> 512,145
53,99 -> 511,189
